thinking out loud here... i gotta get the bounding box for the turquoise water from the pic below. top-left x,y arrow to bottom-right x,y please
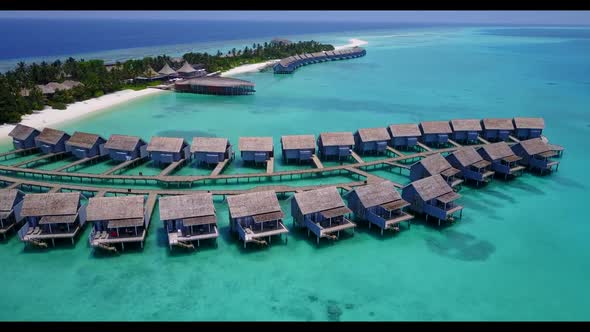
1,26 -> 590,321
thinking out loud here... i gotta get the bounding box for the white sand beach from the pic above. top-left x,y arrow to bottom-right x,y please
334,38 -> 368,50
0,88 -> 165,142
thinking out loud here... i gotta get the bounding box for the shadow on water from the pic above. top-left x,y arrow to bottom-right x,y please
352,218 -> 411,241
286,223 -> 356,249
481,188 -> 517,204
510,181 -> 545,195
425,229 -> 495,262
552,175 -> 586,191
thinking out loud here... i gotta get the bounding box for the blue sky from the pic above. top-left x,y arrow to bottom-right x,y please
0,11 -> 589,25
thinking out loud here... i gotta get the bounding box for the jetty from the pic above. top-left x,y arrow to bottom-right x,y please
273,47 -> 366,74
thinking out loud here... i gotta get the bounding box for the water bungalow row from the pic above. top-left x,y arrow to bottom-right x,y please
273,47 -> 367,74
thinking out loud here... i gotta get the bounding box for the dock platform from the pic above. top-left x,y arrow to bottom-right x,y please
0,147 -> 38,161
311,154 -> 324,169
101,157 -> 145,175
54,155 -> 103,172
350,150 -> 364,163
210,158 -> 230,176
12,152 -> 66,168
266,157 -> 274,174
416,142 -> 432,152
386,146 -> 405,157
159,159 -> 186,176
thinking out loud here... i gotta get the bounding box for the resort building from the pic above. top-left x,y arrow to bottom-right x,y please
511,138 -> 560,174
226,190 -> 289,248
449,119 -> 482,144
446,147 -> 495,186
176,62 -> 199,78
273,47 -> 366,74
292,187 -> 356,245
354,127 -> 390,155
65,131 -> 107,159
0,189 -> 25,239
135,67 -> 164,82
419,121 -> 453,146
191,137 -> 233,166
481,118 -> 514,142
18,192 -> 86,247
477,141 -> 525,179
346,181 -> 413,236
317,132 -> 354,160
35,128 -> 71,154
157,63 -> 178,79
174,77 -> 255,95
280,134 -> 316,163
238,137 -> 274,165
87,195 -> 148,251
410,153 -> 463,187
388,124 -> 421,150
8,124 -> 40,150
512,117 -> 545,140
146,136 -> 190,165
402,175 -> 464,226
159,193 -> 218,250
103,134 -> 148,162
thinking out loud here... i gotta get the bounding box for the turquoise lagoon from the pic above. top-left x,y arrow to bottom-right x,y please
0,26 -> 590,321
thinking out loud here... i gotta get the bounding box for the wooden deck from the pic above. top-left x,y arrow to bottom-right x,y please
102,157 -> 145,175
0,147 -> 38,160
159,158 -> 186,176
12,152 -> 67,168
53,155 -> 103,172
477,136 -> 490,145
145,193 -> 158,223
23,225 -> 81,247
210,158 -> 230,176
416,142 -> 432,152
386,146 -> 405,157
350,150 -> 364,163
90,229 -> 147,247
447,139 -> 462,148
508,135 -> 520,143
383,161 -> 410,170
266,157 -> 274,174
5,182 -> 22,189
167,226 -> 219,248
311,154 -> 324,169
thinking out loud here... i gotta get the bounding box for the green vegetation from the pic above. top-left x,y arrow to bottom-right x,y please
0,39 -> 334,124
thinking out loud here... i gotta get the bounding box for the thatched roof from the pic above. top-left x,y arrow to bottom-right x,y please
8,124 -> 39,141
408,174 -> 455,202
293,187 -> 349,215
419,153 -> 454,175
352,180 -> 402,208
518,138 -> 552,156
482,118 -> 514,131
0,189 -> 21,212
319,132 -> 354,146
191,137 -> 228,154
66,131 -> 104,149
356,127 -> 390,142
419,121 -> 452,134
104,134 -> 145,152
226,190 -> 283,219
450,147 -> 484,167
388,124 -> 421,138
175,77 -> 255,88
146,136 -> 186,153
450,119 -> 482,132
479,141 -> 515,161
281,135 -> 316,150
238,137 -> 273,152
158,193 -> 215,221
144,67 -> 160,78
86,196 -> 144,222
177,62 -> 197,74
36,128 -> 69,145
513,117 -> 545,129
20,192 -> 80,217
158,63 -> 177,75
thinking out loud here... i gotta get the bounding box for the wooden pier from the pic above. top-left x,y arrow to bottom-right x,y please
12,152 -> 67,168
386,146 -> 405,157
266,157 -> 274,174
159,159 -> 186,176
53,155 -> 103,172
0,147 -> 38,161
416,142 -> 432,152
447,139 -> 462,148
101,157 -> 145,175
210,158 -> 230,176
477,136 -> 491,145
311,154 -> 324,169
508,135 -> 521,143
350,150 -> 364,163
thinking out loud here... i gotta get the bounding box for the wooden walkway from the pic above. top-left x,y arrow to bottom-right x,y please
159,159 -> 186,176
12,152 -> 66,168
210,158 -> 230,176
266,157 -> 274,174
477,136 -> 490,145
448,139 -> 462,148
384,161 -> 410,170
345,167 -> 403,188
53,155 -> 103,172
350,150 -> 364,163
102,157 -> 144,175
416,142 -> 432,152
145,193 -> 158,223
508,135 -> 520,143
5,181 -> 22,189
48,186 -> 62,193
386,146 -> 404,157
0,147 -> 38,160
311,154 -> 324,169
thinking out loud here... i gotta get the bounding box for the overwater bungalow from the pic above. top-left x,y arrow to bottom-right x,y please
146,136 -> 190,165
388,124 -> 421,150
419,121 -> 453,146
35,128 -> 71,154
401,175 -> 464,226
191,137 -> 233,166
8,124 -> 40,150
18,192 -> 86,247
174,77 -> 255,95
410,153 -> 463,188
291,187 -> 355,245
158,63 -> 178,79
0,189 -> 25,239
477,141 -> 525,179
446,147 -> 494,186
449,119 -> 482,144
159,193 -> 218,250
227,190 -> 289,248
346,181 -> 413,235
87,195 -> 148,251
511,138 -> 560,174
281,135 -> 316,163
103,134 -> 148,162
513,117 -> 545,140
65,131 -> 107,159
481,118 -> 514,142
317,132 -> 354,160
176,62 -> 198,78
354,127 -> 390,155
239,137 -> 274,165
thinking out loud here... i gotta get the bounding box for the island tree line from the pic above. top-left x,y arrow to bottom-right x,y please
0,40 -> 334,124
